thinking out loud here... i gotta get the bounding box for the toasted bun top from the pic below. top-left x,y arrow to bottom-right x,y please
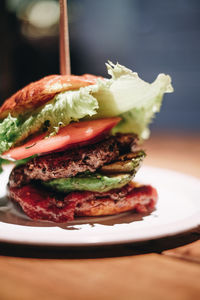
0,74 -> 99,119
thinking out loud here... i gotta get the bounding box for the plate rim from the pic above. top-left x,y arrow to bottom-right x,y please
0,214 -> 199,246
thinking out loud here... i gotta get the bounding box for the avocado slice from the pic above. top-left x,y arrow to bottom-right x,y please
42,173 -> 133,193
100,150 -> 145,174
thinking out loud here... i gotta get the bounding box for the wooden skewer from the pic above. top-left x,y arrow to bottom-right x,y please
59,0 -> 71,75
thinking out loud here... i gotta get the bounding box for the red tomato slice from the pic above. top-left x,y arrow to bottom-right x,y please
3,117 -> 121,161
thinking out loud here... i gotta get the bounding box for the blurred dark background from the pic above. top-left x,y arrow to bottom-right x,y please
0,0 -> 200,132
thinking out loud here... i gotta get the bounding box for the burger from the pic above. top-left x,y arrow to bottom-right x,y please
0,62 -> 173,223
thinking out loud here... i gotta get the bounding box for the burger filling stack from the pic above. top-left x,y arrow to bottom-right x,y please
0,62 -> 173,222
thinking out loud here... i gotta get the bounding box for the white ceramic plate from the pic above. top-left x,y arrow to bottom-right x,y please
0,165 -> 199,246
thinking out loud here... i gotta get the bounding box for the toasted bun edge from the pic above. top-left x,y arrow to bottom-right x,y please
0,74 -> 99,119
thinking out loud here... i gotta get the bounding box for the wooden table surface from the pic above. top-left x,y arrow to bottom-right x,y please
0,132 -> 200,300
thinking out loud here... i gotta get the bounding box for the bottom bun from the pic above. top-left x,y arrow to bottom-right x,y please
9,183 -> 158,223
75,185 -> 157,217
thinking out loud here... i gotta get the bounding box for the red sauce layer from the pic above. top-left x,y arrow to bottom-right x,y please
9,184 -> 158,223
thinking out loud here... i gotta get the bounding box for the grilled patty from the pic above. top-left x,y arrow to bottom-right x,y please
9,133 -> 138,188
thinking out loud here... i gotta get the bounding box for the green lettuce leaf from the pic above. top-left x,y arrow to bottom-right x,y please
0,158 -> 12,173
0,88 -> 98,154
0,61 -> 173,156
91,62 -> 173,139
